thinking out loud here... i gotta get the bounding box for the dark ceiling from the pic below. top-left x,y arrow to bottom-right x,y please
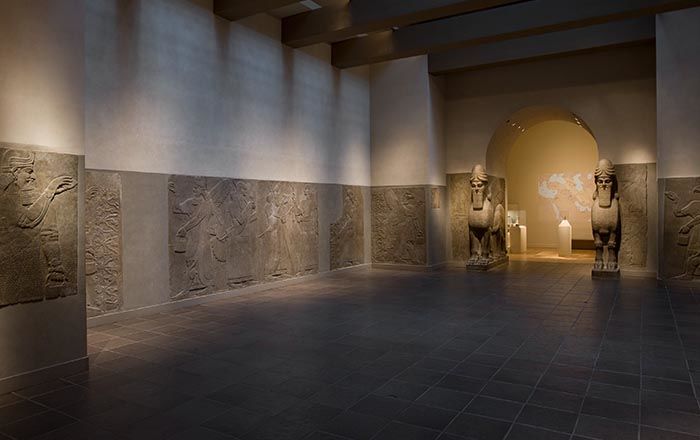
213,0 -> 700,74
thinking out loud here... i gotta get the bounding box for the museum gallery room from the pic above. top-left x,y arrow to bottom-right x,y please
2,0 -> 700,439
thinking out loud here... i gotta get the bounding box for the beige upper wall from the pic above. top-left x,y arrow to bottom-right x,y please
507,121 -> 599,246
657,7 -> 700,178
0,0 -> 85,155
445,45 -> 657,176
85,0 -> 371,185
370,56 -> 446,186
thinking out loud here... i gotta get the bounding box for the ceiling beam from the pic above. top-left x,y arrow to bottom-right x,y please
282,0 -> 526,48
214,0 -> 300,21
429,17 -> 655,74
332,0 -> 700,68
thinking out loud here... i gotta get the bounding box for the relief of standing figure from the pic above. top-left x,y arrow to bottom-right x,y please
0,149 -> 76,304
665,186 -> 700,280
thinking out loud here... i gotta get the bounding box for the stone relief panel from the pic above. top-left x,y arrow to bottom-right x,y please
169,176 -> 319,300
448,173 -> 506,262
86,171 -> 122,316
662,177 -> 700,280
431,188 -> 441,209
257,181 -> 319,281
330,186 -> 364,270
0,146 -> 78,307
371,187 -> 426,265
617,164 -> 648,268
448,174 -> 470,261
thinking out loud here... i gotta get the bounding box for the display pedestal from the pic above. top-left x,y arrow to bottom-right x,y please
558,219 -> 572,257
466,256 -> 509,271
509,225 -> 527,254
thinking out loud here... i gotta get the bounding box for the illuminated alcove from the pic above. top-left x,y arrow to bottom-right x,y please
486,106 -> 599,254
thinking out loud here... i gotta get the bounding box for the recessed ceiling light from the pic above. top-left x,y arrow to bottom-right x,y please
300,0 -> 321,10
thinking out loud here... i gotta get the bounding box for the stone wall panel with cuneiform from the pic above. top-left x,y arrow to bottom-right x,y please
86,171 -> 122,316
168,176 -> 319,300
0,145 -> 79,307
330,186 -> 364,270
617,164 -> 648,268
371,187 -> 426,265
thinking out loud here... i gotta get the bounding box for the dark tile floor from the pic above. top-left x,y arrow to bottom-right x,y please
2,262 -> 700,440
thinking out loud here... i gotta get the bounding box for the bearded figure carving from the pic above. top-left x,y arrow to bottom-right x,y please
591,159 -> 621,275
467,165 -> 507,269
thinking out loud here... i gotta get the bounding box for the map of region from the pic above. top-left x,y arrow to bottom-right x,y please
538,173 -> 595,226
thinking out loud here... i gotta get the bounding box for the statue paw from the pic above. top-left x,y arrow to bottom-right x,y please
606,262 -> 619,271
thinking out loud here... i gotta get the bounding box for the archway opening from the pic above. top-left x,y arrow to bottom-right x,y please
487,106 -> 599,262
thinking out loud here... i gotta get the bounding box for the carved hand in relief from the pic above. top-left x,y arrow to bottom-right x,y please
49,176 -> 77,196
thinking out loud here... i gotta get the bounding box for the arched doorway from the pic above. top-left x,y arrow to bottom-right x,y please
487,106 -> 599,261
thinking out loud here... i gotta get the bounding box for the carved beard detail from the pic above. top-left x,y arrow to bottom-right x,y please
597,185 -> 612,208
472,190 -> 483,210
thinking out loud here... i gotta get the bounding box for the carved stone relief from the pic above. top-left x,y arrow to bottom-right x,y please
86,171 -> 122,316
371,187 -> 426,265
431,188 -> 441,209
0,146 -> 78,307
448,172 -> 506,263
330,186 -> 364,270
617,164 -> 648,268
448,174 -> 470,261
169,176 -> 318,300
663,177 -> 700,280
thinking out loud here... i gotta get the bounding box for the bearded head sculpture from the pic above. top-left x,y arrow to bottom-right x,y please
593,159 -> 617,208
470,164 -> 489,210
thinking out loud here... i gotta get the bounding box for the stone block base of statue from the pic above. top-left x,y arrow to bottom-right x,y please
466,255 -> 509,271
592,266 -> 620,279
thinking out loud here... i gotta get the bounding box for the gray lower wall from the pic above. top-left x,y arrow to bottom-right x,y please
86,170 -> 371,322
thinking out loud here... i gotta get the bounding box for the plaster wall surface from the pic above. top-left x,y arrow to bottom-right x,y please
85,0 -> 370,186
370,56 -> 446,187
0,0 -> 85,155
656,7 -> 700,280
0,0 -> 87,387
444,45 -> 657,177
657,7 -> 700,178
371,57 -> 431,186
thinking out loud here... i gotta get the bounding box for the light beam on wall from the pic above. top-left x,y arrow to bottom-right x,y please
300,1 -> 322,10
